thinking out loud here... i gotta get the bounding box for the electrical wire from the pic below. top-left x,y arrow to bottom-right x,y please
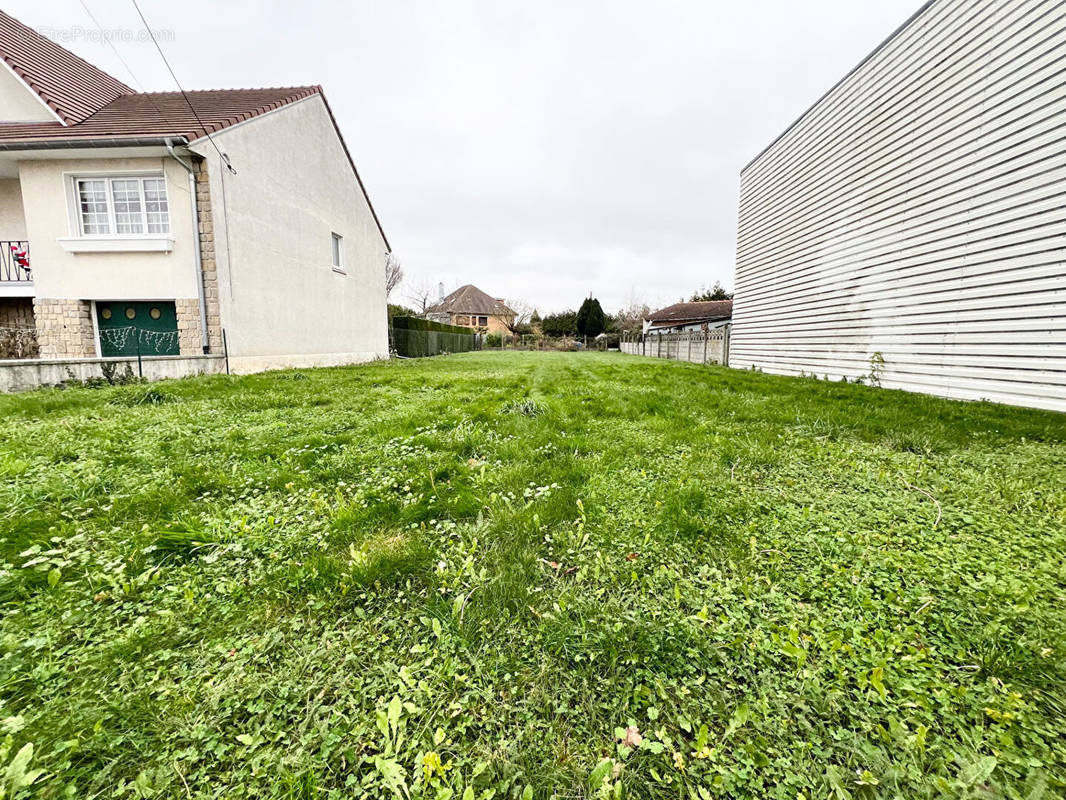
129,0 -> 236,174
76,0 -> 145,91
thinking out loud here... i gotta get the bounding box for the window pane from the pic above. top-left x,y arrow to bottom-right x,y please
77,179 -> 110,235
332,234 -> 342,267
143,178 -> 170,234
111,179 -> 144,234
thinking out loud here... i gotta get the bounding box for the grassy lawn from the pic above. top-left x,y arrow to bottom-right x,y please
1,352 -> 1064,799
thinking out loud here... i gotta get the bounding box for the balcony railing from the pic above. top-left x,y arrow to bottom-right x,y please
0,241 -> 31,283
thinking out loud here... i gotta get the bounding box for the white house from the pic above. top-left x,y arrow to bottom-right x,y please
731,0 -> 1066,413
0,10 -> 389,377
643,300 -> 732,334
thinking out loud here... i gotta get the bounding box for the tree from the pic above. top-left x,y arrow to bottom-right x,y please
504,299 -> 535,335
614,297 -> 651,333
385,254 -> 404,298
689,281 -> 732,302
540,310 -> 578,337
387,303 -> 417,320
576,297 -> 607,337
406,279 -> 437,314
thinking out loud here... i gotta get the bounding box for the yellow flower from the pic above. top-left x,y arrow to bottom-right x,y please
422,751 -> 449,780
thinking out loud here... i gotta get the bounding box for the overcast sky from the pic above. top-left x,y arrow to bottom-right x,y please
8,0 -> 921,314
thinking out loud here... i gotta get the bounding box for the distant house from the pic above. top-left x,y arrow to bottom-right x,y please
425,285 -> 515,335
644,300 -> 732,334
0,9 -> 389,375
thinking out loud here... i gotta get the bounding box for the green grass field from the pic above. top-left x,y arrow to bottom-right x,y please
1,352 -> 1064,799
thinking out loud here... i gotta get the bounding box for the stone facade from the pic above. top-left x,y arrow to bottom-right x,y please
32,298 -> 95,358
175,298 -> 203,356
436,312 -> 514,336
0,297 -> 34,328
0,298 -> 38,358
195,159 -> 222,354
161,160 -> 221,356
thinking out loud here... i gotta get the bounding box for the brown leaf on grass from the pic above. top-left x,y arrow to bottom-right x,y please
621,725 -> 643,747
626,552 -> 639,561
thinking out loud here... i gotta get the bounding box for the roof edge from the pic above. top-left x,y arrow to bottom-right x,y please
0,135 -> 186,151
313,89 -> 391,253
740,0 -> 939,175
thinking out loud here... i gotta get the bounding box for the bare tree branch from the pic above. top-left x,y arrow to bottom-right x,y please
405,279 -> 436,314
504,299 -> 534,334
385,254 -> 404,299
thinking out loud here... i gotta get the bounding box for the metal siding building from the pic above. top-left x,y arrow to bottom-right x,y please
730,0 -> 1066,413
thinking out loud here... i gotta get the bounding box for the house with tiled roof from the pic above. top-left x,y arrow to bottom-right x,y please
425,284 -> 515,335
643,300 -> 732,334
0,10 -> 389,376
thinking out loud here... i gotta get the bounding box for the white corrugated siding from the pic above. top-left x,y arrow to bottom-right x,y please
731,0 -> 1066,413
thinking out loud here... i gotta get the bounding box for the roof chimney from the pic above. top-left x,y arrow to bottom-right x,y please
438,282 -> 445,302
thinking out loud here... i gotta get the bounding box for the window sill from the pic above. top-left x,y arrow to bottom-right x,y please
57,237 -> 174,253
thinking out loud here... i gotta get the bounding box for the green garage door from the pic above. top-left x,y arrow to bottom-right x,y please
96,301 -> 180,357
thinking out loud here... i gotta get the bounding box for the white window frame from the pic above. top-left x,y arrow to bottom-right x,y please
58,171 -> 175,253
331,232 -> 345,274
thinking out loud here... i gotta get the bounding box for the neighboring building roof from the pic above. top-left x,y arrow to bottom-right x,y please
427,285 -> 515,317
0,9 -> 133,124
647,300 -> 733,324
0,86 -> 323,144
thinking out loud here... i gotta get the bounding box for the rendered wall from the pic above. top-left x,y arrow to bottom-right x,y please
0,179 -> 27,239
0,64 -> 56,123
190,95 -> 389,370
17,156 -> 200,301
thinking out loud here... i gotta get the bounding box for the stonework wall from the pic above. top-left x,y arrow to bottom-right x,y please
0,298 -> 34,328
175,298 -> 203,356
194,160 -> 222,354
445,313 -> 514,336
33,298 -> 96,358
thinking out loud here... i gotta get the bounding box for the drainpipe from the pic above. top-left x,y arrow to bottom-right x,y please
165,138 -> 210,354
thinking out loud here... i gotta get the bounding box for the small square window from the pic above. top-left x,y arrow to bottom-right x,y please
478,316 -> 488,326
331,233 -> 344,271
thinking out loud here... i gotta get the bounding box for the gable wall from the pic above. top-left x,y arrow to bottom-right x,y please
0,63 -> 56,122
190,94 -> 389,370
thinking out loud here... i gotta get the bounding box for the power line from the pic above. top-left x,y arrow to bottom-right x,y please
129,0 -> 236,174
77,0 -> 145,91
77,0 -> 179,163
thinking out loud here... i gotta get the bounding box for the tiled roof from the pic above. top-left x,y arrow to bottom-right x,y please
0,11 -> 389,250
647,300 -> 733,323
428,285 -> 515,317
0,9 -> 133,124
0,86 -> 324,143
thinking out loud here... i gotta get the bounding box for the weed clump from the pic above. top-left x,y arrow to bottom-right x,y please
505,397 -> 545,417
109,385 -> 176,406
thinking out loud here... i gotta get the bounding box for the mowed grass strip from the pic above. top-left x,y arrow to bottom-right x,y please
0,351 -> 1063,799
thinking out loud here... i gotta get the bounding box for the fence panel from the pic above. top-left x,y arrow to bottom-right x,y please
619,326 -> 730,366
391,326 -> 479,358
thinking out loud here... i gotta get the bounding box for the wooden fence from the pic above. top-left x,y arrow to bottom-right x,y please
620,325 -> 730,366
